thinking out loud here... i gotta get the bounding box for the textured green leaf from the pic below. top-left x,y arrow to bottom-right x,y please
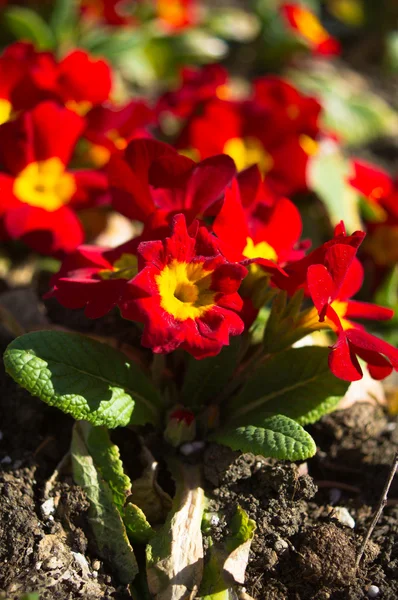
78,424 -> 154,544
4,7 -> 55,49
4,331 -> 161,428
226,347 -> 349,426
71,423 -> 138,585
212,415 -> 316,461
84,425 -> 131,512
124,503 -> 154,544
181,339 -> 241,408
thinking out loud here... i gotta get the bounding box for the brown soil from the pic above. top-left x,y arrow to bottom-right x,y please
203,402 -> 398,599
0,288 -> 397,599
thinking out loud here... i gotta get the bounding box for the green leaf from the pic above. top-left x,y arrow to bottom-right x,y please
212,415 -> 316,461
50,0 -> 79,42
124,503 -> 154,544
4,331 -> 161,428
199,506 -> 255,599
78,423 -> 154,544
84,425 -> 131,512
181,339 -> 241,408
226,347 -> 348,426
308,146 -> 362,232
71,422 -> 138,585
4,7 -> 55,50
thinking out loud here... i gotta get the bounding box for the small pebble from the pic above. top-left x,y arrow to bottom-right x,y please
274,539 -> 289,553
385,422 -> 396,432
92,570 -> 98,578
367,584 -> 380,598
41,497 -> 55,517
333,506 -> 355,529
210,514 -> 220,526
92,560 -> 101,571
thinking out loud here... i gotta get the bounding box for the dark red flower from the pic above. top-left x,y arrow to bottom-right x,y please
119,214 -> 247,358
45,239 -> 140,318
84,100 -> 155,167
108,138 -> 236,230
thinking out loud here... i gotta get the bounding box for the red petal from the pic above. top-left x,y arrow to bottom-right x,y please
307,264 -> 335,317
213,181 -> 248,261
328,330 -> 363,381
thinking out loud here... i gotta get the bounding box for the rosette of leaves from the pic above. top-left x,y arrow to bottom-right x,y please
3,295 -> 349,595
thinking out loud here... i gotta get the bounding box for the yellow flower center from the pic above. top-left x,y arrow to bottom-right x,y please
106,129 -> 127,150
299,134 -> 318,156
241,238 -> 277,304
329,300 -> 353,330
65,100 -> 93,116
243,237 -> 277,263
293,7 -> 329,45
98,254 -> 138,281
156,259 -> 216,321
87,143 -> 112,167
223,137 -> 274,173
13,158 -> 76,212
0,99 -> 12,125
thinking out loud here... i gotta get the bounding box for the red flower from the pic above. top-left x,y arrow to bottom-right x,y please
80,0 -> 136,26
84,100 -> 155,166
173,75 -> 322,195
0,42 -> 112,119
349,160 -> 398,266
157,64 -> 228,118
45,240 -> 140,318
308,256 -> 398,381
108,138 -> 236,230
213,165 -> 303,266
273,221 -> 365,295
281,3 -> 341,56
0,102 -> 108,254
119,214 -> 247,358
156,0 -> 199,30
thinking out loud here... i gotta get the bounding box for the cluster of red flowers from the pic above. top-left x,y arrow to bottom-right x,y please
0,32 -> 396,384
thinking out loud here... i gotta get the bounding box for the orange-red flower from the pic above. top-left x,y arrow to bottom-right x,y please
80,0 -> 136,25
0,102 -> 108,254
119,214 -> 247,358
281,3 -> 341,56
156,0 -> 198,30
0,42 -> 112,122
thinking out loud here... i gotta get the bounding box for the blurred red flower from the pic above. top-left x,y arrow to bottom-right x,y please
0,42 -> 112,123
281,3 -> 341,56
165,74 -> 322,195
0,102 -> 108,254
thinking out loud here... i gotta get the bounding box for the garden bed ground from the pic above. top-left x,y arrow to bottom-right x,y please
0,291 -> 397,600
